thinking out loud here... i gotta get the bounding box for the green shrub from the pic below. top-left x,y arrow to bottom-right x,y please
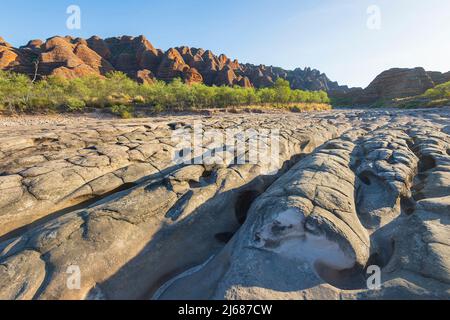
66,97 -> 86,111
0,70 -> 331,114
153,104 -> 165,113
371,100 -> 391,108
133,95 -> 146,104
392,81 -> 450,109
422,81 -> 450,100
425,98 -> 449,108
403,100 -> 423,109
110,105 -> 134,119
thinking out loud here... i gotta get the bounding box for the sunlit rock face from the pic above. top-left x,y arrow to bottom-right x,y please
0,35 -> 349,91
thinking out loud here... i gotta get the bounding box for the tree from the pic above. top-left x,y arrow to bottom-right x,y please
273,78 -> 292,104
0,70 -> 330,113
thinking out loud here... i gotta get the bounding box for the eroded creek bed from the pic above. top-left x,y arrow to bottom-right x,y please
0,108 -> 449,300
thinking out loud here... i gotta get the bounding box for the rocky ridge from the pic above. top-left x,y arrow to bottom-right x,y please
0,35 -> 349,92
334,67 -> 450,105
2,36 -> 449,105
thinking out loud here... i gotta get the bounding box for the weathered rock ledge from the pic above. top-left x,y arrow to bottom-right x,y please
0,108 -> 449,300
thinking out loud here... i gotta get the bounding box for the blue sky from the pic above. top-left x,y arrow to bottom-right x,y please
1,0 -> 449,88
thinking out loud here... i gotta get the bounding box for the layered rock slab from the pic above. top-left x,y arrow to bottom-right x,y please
0,112 -> 352,299
0,108 -> 449,300
157,111 -> 450,300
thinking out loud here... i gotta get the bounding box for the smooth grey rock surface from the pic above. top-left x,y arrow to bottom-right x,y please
0,108 -> 449,300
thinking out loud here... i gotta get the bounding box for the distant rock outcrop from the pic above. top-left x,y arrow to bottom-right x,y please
37,36 -> 115,79
0,35 -> 348,92
183,67 -> 203,85
358,67 -> 434,103
4,35 -> 447,102
427,70 -> 450,86
135,69 -> 155,84
334,67 -> 450,105
0,37 -> 20,69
